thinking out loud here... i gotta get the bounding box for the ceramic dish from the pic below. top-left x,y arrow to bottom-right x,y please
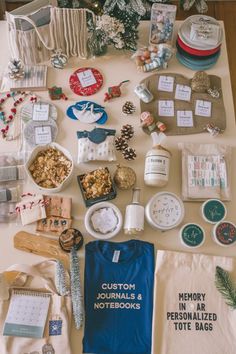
177,35 -> 221,56
25,142 -> 74,193
201,199 -> 226,224
178,15 -> 223,51
145,191 -> 185,231
176,52 -> 220,71
85,202 -> 123,239
180,223 -> 205,248
212,221 -> 236,247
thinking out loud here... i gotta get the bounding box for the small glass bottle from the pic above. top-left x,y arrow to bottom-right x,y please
124,188 -> 144,236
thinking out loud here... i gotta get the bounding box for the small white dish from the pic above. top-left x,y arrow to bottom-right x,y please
85,202 -> 123,239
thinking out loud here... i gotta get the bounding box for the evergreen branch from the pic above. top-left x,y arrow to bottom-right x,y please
215,266 -> 236,309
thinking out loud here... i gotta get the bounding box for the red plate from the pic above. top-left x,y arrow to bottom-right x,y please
69,67 -> 103,96
177,36 -> 221,56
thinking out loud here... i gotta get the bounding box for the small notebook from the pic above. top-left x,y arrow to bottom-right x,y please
3,289 -> 50,338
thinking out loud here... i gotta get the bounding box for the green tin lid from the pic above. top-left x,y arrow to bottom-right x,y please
213,221 -> 236,247
180,223 -> 205,248
202,199 -> 226,224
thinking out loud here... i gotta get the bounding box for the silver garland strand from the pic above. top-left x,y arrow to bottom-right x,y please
70,245 -> 83,329
55,260 -> 69,296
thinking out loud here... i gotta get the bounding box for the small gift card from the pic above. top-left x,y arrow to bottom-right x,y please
158,76 -> 174,92
175,84 -> 191,101
177,110 -> 194,127
33,104 -> 49,121
34,126 -> 52,145
195,100 -> 212,117
158,100 -> 174,117
77,69 -> 97,88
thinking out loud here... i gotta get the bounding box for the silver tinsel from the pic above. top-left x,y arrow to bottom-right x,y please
70,245 -> 83,329
55,260 -> 69,296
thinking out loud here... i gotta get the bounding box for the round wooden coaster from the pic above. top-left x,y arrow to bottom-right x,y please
69,67 -> 103,96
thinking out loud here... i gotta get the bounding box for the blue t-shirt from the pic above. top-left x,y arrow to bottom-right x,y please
83,240 -> 154,354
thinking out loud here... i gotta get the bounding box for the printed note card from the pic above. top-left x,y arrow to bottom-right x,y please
158,100 -> 174,117
35,126 -> 52,145
3,290 -> 50,338
158,76 -> 174,92
33,104 -> 49,121
195,100 -> 212,117
175,84 -> 192,101
177,110 -> 194,127
77,69 -> 97,88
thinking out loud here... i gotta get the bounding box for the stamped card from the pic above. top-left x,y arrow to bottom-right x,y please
158,100 -> 174,117
77,69 -> 97,88
33,104 -> 49,121
35,126 -> 52,145
158,76 -> 174,92
177,110 -> 194,127
175,84 -> 192,101
195,100 -> 212,117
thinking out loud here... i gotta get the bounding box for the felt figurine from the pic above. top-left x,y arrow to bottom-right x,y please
104,80 -> 129,102
140,112 -> 157,132
48,86 -> 68,100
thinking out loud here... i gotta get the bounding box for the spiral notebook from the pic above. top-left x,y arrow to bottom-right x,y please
3,289 -> 50,338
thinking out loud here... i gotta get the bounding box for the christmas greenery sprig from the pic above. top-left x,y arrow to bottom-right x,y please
215,266 -> 236,309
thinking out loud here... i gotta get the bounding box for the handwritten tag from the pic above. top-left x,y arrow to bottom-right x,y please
195,100 -> 212,117
33,104 -> 49,121
77,69 -> 97,88
35,126 -> 52,145
158,100 -> 174,117
158,76 -> 174,92
177,110 -> 194,127
175,84 -> 192,101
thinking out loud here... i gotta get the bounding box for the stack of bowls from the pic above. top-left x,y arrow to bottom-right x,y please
176,15 -> 223,70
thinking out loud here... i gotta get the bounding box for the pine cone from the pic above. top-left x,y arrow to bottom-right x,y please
122,147 -> 137,161
122,101 -> 136,115
120,124 -> 134,141
114,136 -> 128,151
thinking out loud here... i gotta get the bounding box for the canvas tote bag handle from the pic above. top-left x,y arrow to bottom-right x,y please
4,259 -> 65,294
11,10 -> 55,51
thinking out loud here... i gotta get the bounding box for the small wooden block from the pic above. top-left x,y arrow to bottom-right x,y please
14,231 -> 68,267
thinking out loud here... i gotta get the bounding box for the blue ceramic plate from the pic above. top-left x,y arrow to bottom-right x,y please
66,101 -> 108,125
176,51 -> 220,70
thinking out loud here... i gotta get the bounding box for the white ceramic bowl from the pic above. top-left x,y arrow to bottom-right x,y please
25,142 -> 74,193
85,202 -> 123,239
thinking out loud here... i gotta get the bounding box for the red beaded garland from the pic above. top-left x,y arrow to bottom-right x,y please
0,91 -> 35,139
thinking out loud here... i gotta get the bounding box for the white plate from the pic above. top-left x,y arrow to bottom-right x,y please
179,15 -> 223,50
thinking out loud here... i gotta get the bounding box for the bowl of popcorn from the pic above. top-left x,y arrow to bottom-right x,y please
25,143 -> 74,193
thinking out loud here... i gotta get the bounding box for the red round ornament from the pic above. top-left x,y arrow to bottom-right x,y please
69,67 -> 103,96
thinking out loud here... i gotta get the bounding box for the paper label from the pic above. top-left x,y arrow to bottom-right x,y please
33,104 -> 49,121
188,155 -> 227,188
177,110 -> 194,127
175,84 -> 191,101
0,166 -> 18,182
158,100 -> 174,117
158,76 -> 174,92
77,69 -> 97,88
112,250 -> 120,263
195,100 -> 212,117
145,154 -> 169,180
34,126 -> 52,145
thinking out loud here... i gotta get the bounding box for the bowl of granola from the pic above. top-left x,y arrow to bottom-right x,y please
25,143 -> 74,193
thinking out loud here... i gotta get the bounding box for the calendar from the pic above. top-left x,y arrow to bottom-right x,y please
3,289 -> 50,338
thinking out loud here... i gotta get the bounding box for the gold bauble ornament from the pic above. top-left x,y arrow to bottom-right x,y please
113,165 -> 136,190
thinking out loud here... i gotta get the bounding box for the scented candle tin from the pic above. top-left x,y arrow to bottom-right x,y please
180,223 -> 205,248
145,191 -> 185,231
212,221 -> 236,247
201,199 -> 226,224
